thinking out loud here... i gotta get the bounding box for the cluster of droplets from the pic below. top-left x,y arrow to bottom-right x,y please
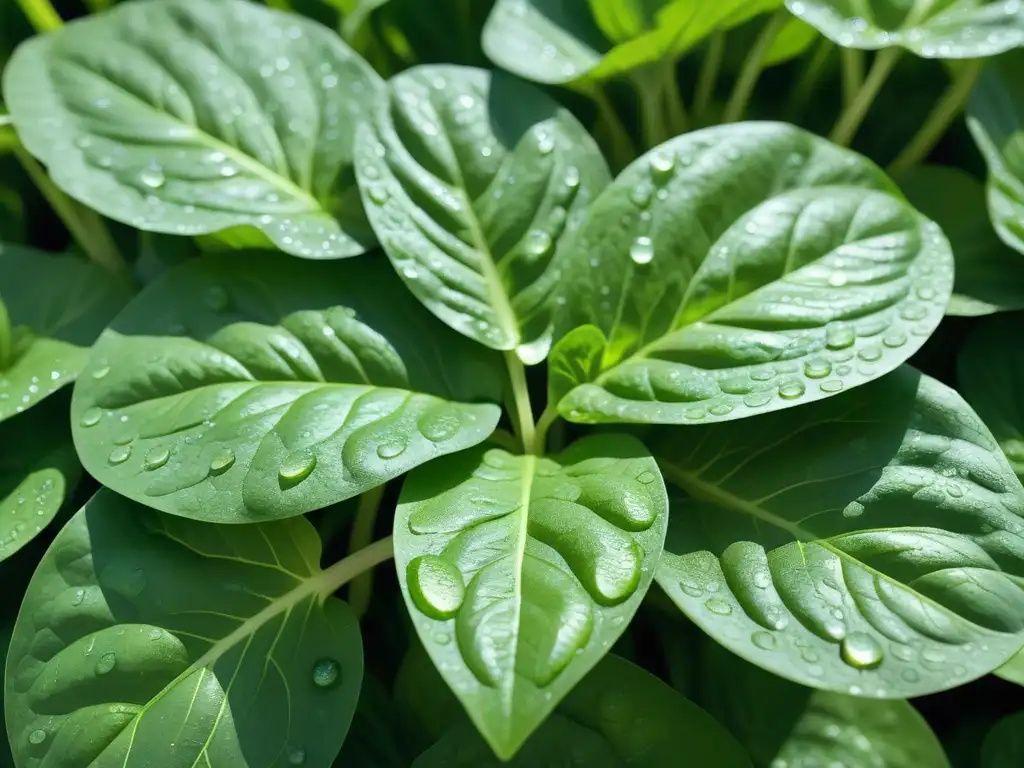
0,369 -> 67,417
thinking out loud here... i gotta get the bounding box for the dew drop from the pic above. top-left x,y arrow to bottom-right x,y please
743,391 -> 774,408
71,588 -> 86,606
801,647 -> 820,663
820,380 -> 844,393
752,631 -> 777,650
709,403 -> 734,416
522,230 -> 553,260
843,501 -> 865,518
139,166 -> 165,189
209,448 -> 236,475
376,439 -> 408,459
367,184 -> 389,205
28,730 -> 46,746
650,151 -> 675,182
705,598 -> 732,616
778,381 -> 806,400
108,446 -> 131,465
407,555 -> 465,619
636,470 -> 657,484
629,236 -> 654,265
80,408 -> 103,427
679,579 -> 703,597
804,358 -> 832,379
286,744 -> 306,765
857,346 -> 882,362
535,130 -> 555,155
841,632 -> 884,669
311,657 -> 341,688
563,165 -> 580,191
92,365 -> 111,379
901,668 -> 920,683
143,447 -> 170,471
204,286 -> 230,311
279,452 -> 316,485
419,412 -> 460,443
825,323 -> 855,350
95,652 -> 117,675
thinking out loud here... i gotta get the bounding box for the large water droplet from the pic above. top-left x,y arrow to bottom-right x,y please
80,407 -> 102,427
108,446 -> 131,465
419,411 -> 460,443
825,323 -> 855,350
209,448 -> 235,475
376,439 -> 407,459
95,652 -> 117,675
143,446 -> 170,471
535,130 -> 555,155
522,230 -> 552,260
752,631 -> 777,650
840,632 -> 883,669
804,358 -> 832,379
705,598 -> 732,616
629,236 -> 654,265
407,555 -> 465,619
139,166 -> 165,189
92,365 -> 111,379
649,151 -> 675,182
778,381 -> 806,400
279,452 -> 316,485
28,729 -> 46,746
311,657 -> 341,688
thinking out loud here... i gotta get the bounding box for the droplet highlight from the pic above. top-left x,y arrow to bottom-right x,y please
143,446 -> 170,471
279,452 -> 316,485
407,555 -> 465,620
311,657 -> 341,688
840,631 -> 884,670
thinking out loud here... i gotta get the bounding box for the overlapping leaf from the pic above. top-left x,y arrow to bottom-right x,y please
2,0 -> 383,260
652,366 -> 1024,697
71,253 -> 503,523
981,711 -> 1024,767
552,122 -> 952,425
394,434 -> 667,758
354,65 -> 609,356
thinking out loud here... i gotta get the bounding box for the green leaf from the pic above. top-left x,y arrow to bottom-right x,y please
393,434 -> 668,758
354,65 -> 610,356
697,638 -> 951,767
786,0 -> 1024,57
981,711 -> 1024,768
958,313 -> 1024,478
413,654 -> 751,767
0,245 -> 131,423
765,17 -> 820,66
71,253 -> 503,523
481,0 -> 774,86
394,639 -> 463,751
553,122 -> 952,425
5,489 -> 372,768
0,398 -> 80,562
996,648 -> 1024,685
651,366 -> 1024,697
968,48 -> 1024,257
900,165 -> 1024,315
2,0 -> 384,260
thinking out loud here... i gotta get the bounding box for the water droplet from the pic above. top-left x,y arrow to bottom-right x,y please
636,470 -> 657,484
376,439 -> 407,459
139,166 -> 165,189
841,632 -> 884,669
901,668 -> 920,683
143,447 -> 170,471
801,647 -> 820,663
522,230 -> 552,259
80,408 -> 102,427
752,631 -> 777,650
279,452 -> 316,484
28,730 -> 46,745
858,346 -> 882,362
629,236 -> 654,265
629,185 -> 652,208
705,598 -> 732,616
825,323 -> 855,350
95,652 -> 117,675
311,657 -> 341,688
883,330 -> 907,348
408,555 -> 464,619
205,286 -> 230,311
778,381 -> 806,400
535,130 -> 555,155
209,449 -> 236,475
108,446 -> 131,465
285,744 -> 306,765
420,412 -> 460,443
843,501 -> 865,518
563,166 -> 580,191
92,365 -> 111,379
802,359 -> 830,379
820,380 -> 844,393
743,391 -> 774,408
709,403 -> 734,416
649,151 -> 675,182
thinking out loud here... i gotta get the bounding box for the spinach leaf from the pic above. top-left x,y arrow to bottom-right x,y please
1,0 -> 383,259
71,253 -> 503,523
355,65 -> 609,356
393,434 -> 667,758
5,489 -> 373,768
652,366 -> 1024,696
553,123 -> 952,425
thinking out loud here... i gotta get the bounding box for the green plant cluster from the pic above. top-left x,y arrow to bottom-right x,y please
1,0 -> 1024,766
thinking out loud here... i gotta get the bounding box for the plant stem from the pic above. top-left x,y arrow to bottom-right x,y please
321,535 -> 394,597
534,406 -> 560,455
662,60 -> 687,136
636,68 -> 670,148
787,37 -> 834,119
841,48 -> 864,108
694,31 -> 725,121
346,484 -> 387,619
589,86 -> 635,171
82,0 -> 112,11
888,60 -> 982,176
15,147 -> 130,282
0,299 -> 12,370
15,0 -> 62,32
829,48 -> 901,146
722,9 -> 787,123
488,428 -> 520,453
504,351 -> 536,454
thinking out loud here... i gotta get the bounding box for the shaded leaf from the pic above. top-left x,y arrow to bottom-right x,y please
981,711 -> 1024,768
72,253 -> 503,523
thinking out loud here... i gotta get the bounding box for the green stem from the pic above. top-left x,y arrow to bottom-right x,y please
82,0 -> 112,11
15,0 -> 62,32
722,9 -> 787,123
636,68 -> 670,148
888,60 -> 982,176
321,536 -> 394,596
829,48 -> 902,146
15,147 -> 131,282
0,299 -> 12,370
787,38 -> 834,119
504,351 -> 536,454
488,428 -> 520,453
589,86 -> 635,172
694,31 -> 726,121
346,484 -> 387,619
841,48 -> 864,108
662,60 -> 687,136
534,406 -> 560,456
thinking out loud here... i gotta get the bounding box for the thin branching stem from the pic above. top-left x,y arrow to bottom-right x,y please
830,48 -> 902,146
723,9 -> 788,123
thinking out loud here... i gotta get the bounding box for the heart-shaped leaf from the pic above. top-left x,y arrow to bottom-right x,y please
697,637 -> 951,767
968,48 -> 1024,257
553,122 -> 952,425
354,65 -> 610,357
786,0 -> 1024,57
71,253 -> 503,523
901,165 -> 1024,316
652,366 -> 1024,697
394,434 -> 667,758
0,397 -> 80,562
4,489 -> 374,768
412,654 -> 751,766
0,245 -> 131,423
2,0 -> 383,260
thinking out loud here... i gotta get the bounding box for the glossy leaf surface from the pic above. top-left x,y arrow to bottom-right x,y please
652,367 -> 1024,697
787,0 -> 1024,57
968,48 -> 1024,256
394,434 -> 667,758
958,314 -> 1024,478
2,0 -> 383,260
5,490 -> 364,768
996,648 -> 1024,685
413,654 -> 751,767
901,165 -> 1024,315
72,254 -> 503,523
355,65 -> 609,355
0,245 -> 131,422
0,399 -> 80,562
554,123 -> 952,425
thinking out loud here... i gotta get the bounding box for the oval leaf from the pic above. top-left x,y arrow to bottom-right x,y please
71,253 -> 503,523
413,655 -> 751,767
394,434 -> 668,759
901,165 -> 1024,316
968,48 -> 1024,257
2,0 -> 383,260
355,65 -> 610,356
651,366 -> 1024,697
787,0 -> 1024,57
553,122 -> 952,425
5,490 -> 370,768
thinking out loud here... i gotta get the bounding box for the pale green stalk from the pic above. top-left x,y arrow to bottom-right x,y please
723,9 -> 788,123
829,48 -> 902,146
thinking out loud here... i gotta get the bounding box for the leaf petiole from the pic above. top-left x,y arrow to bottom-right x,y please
722,8 -> 788,124
534,405 -> 560,455
841,48 -> 864,108
0,298 -> 12,370
587,85 -> 635,172
346,483 -> 388,618
504,350 -> 537,454
786,37 -> 834,119
634,66 -> 671,148
830,48 -> 902,146
319,535 -> 395,600
693,31 -> 725,122
15,0 -> 62,32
